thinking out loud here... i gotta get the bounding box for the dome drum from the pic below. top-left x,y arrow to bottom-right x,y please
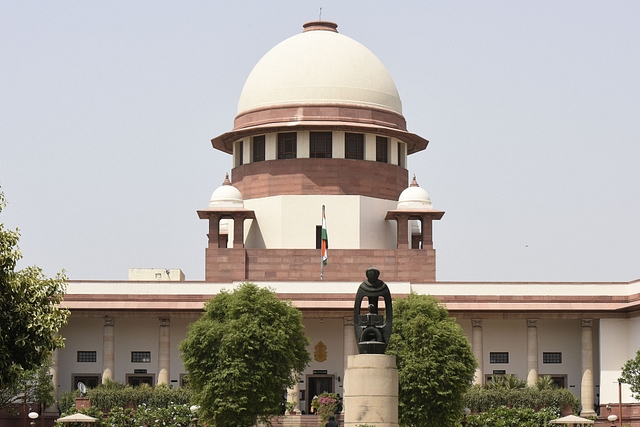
231,158 -> 409,201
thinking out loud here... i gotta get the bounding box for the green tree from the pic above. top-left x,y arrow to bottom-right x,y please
0,189 -> 69,388
180,283 -> 310,427
619,349 -> 640,398
0,360 -> 55,412
386,293 -> 477,427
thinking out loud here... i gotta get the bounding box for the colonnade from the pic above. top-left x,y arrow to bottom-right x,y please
471,318 -> 596,417
99,316 -> 172,385
49,316 -> 171,393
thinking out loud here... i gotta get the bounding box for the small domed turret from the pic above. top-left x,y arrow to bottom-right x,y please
209,173 -> 244,208
397,175 -> 433,209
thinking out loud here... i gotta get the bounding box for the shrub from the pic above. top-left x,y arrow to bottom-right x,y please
464,384 -> 579,414
466,406 -> 559,427
311,392 -> 339,423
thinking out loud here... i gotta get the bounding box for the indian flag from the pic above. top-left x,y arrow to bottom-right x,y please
321,206 -> 328,277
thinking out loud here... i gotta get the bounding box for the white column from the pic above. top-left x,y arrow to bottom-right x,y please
580,319 -> 596,417
526,319 -> 538,386
102,317 -> 115,383
343,317 -> 357,412
50,349 -> 59,401
286,372 -> 301,414
472,319 -> 483,385
158,318 -> 170,385
343,317 -> 357,373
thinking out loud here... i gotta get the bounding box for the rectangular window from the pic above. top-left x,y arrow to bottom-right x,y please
253,135 -> 265,162
376,136 -> 388,163
398,141 -> 407,168
310,132 -> 332,158
278,133 -> 297,159
131,351 -> 151,363
543,352 -> 562,364
77,351 -> 97,363
238,142 -> 243,166
345,133 -> 364,159
489,352 -> 509,364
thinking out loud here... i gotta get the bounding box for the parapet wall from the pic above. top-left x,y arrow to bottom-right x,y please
204,248 -> 435,283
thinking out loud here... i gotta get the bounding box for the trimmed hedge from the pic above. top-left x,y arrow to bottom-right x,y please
59,382 -> 193,414
464,385 -> 579,414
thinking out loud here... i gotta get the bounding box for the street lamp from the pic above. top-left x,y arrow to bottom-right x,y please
190,405 -> 200,427
461,408 -> 471,427
28,412 -> 38,427
608,414 -> 618,427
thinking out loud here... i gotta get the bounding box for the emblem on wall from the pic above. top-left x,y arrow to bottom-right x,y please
314,341 -> 327,362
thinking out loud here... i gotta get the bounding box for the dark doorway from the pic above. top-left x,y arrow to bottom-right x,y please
307,376 -> 333,413
126,374 -> 154,387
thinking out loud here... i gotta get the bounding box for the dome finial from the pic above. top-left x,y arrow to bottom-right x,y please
223,173 -> 231,185
410,174 -> 419,187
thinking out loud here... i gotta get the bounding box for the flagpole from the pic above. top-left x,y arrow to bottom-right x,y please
320,205 -> 327,280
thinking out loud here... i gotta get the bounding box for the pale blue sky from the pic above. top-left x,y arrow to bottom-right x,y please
2,1 -> 639,282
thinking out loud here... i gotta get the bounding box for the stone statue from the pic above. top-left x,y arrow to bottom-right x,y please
353,267 -> 392,354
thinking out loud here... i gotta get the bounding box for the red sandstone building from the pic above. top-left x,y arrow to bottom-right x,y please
52,20 -> 640,425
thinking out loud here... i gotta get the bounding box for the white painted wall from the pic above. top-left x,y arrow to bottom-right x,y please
482,319 -> 528,380
600,318 -> 640,405
537,319 -> 583,397
244,195 -> 397,249
114,318 -> 160,384
169,317 -> 191,387
302,318 -> 345,406
58,317 -> 104,391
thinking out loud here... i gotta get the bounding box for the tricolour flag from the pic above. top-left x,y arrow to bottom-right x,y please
321,205 -> 328,278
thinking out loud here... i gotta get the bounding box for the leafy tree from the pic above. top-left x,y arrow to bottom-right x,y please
0,189 -> 69,388
619,349 -> 640,399
0,360 -> 54,412
386,293 -> 477,427
180,283 -> 310,427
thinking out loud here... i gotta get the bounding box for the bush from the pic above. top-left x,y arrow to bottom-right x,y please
86,382 -> 192,412
464,384 -> 579,414
466,406 -> 559,427
59,390 -> 80,414
311,392 -> 339,423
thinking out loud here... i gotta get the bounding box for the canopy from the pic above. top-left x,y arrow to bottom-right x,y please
56,413 -> 99,423
548,414 -> 594,425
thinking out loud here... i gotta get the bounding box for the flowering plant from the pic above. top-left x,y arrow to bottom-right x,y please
311,392 -> 340,423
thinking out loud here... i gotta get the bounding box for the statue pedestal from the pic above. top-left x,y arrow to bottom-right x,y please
343,354 -> 398,427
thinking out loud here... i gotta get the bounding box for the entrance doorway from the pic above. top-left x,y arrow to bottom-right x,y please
307,376 -> 333,414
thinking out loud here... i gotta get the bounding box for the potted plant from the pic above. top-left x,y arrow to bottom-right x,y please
312,393 -> 340,423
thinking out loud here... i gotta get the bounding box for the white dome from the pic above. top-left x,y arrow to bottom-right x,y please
209,179 -> 243,208
397,176 -> 433,209
237,22 -> 402,115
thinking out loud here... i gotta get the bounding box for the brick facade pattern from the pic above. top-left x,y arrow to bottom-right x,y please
232,158 -> 408,201
204,247 -> 436,282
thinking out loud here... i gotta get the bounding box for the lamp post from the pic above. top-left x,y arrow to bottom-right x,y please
189,405 -> 200,427
28,412 -> 38,427
461,407 -> 471,427
608,414 -> 618,427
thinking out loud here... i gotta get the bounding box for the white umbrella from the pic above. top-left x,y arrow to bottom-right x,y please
56,413 -> 99,423
548,414 -> 595,425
